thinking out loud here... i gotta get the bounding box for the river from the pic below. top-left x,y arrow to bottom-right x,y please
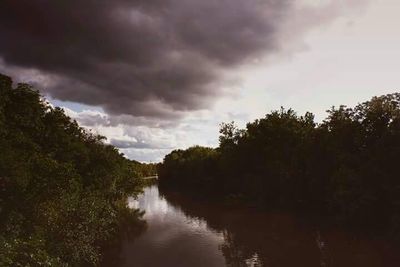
103,185 -> 400,267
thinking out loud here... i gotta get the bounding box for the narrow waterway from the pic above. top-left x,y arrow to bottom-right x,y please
105,185 -> 400,267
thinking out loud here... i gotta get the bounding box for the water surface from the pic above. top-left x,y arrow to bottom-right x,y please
106,185 -> 400,267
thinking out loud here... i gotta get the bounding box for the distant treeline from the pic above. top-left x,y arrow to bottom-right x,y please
131,161 -> 158,178
0,74 -> 146,266
158,93 -> 400,236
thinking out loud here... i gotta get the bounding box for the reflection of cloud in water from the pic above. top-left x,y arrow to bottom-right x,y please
128,187 -> 170,217
123,185 -> 400,267
245,253 -> 262,267
122,185 -> 225,267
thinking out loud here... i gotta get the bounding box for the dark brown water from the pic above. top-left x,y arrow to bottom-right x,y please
104,185 -> 400,267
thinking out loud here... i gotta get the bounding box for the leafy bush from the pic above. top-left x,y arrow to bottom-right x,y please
0,73 -> 145,266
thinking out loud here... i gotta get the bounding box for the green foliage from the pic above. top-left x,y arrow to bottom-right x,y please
0,73 -> 145,266
159,93 -> 400,236
131,161 -> 158,178
158,146 -> 219,193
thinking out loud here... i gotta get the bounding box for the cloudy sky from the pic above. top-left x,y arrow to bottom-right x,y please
1,0 -> 399,162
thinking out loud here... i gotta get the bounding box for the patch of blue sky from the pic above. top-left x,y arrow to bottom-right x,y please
46,96 -> 104,113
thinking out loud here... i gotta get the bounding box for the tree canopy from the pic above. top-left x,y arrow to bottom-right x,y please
159,93 -> 400,237
0,73 -> 146,266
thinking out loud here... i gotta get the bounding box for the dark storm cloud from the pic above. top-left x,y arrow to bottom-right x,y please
0,0 -> 303,118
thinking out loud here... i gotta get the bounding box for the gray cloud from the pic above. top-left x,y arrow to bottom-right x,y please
0,0 -> 294,118
120,148 -> 170,163
110,139 -> 155,149
62,106 -> 180,128
0,0 -> 367,120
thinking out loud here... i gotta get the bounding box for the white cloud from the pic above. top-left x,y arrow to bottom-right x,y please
61,106 -> 222,162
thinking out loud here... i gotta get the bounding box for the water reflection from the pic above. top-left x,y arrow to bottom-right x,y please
105,185 -> 400,267
109,185 -> 226,267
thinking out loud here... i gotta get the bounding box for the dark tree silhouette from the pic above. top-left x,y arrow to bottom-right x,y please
159,93 -> 400,237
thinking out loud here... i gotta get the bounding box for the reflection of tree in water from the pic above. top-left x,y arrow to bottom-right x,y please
101,203 -> 147,266
220,230 -> 263,267
159,186 -> 400,267
217,212 -> 322,267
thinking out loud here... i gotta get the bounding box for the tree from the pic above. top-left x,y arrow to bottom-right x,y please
0,73 -> 146,266
159,93 -> 400,237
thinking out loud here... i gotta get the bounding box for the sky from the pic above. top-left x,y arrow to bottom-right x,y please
1,0 -> 399,162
